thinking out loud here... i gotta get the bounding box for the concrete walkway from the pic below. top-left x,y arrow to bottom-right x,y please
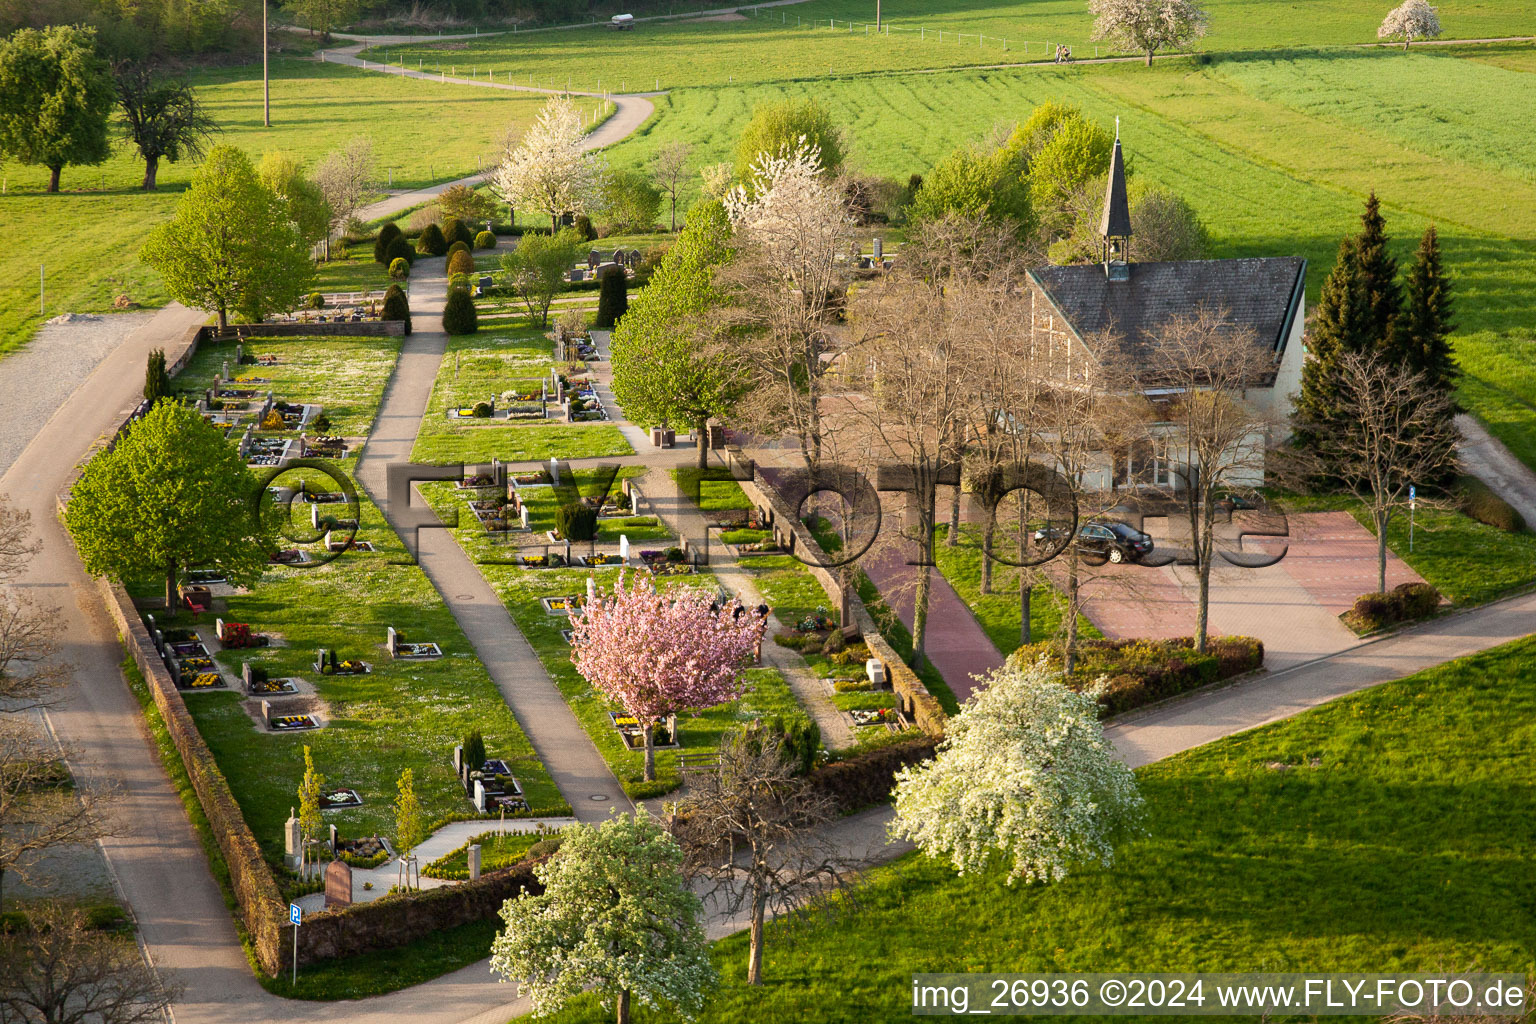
1456,412 -> 1536,528
353,254 -> 632,826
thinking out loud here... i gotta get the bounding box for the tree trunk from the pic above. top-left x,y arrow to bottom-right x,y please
1195,565 -> 1210,654
217,306 -> 229,333
980,517 -> 994,594
165,559 -> 178,615
669,194 -> 678,233
642,722 -> 655,781
1145,49 -> 1154,66
1063,553 -> 1080,675
746,882 -> 767,984
143,156 -> 160,191
616,988 -> 631,1024
912,564 -> 931,669
550,212 -> 561,234
1020,579 -> 1032,647
945,484 -> 960,546
1376,510 -> 1389,594
48,165 -> 62,193
696,417 -> 709,469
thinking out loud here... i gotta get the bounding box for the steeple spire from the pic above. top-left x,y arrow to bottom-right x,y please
1100,124 -> 1132,280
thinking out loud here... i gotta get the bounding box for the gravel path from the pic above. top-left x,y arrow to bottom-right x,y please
0,311 -> 154,478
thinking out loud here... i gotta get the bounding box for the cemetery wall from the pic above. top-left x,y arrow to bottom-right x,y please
95,578 -> 291,977
227,321 -> 406,339
726,449 -> 948,738
294,860 -> 544,965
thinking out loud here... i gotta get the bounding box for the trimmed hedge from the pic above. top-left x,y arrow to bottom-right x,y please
383,284 -> 411,335
807,736 -> 938,813
441,290 -> 478,335
373,223 -> 402,264
1458,474 -> 1525,533
1343,582 -> 1442,634
1008,635 -> 1265,716
594,266 -> 627,329
446,240 -> 470,259
388,257 -> 410,280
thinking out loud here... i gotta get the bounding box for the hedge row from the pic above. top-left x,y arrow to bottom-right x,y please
1343,582 -> 1442,634
1009,635 -> 1266,716
1457,474 -> 1526,533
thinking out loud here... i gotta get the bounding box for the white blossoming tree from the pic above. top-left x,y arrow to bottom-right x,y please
1378,0 -> 1442,48
490,812 -> 714,1024
490,97 -> 606,234
890,660 -> 1144,884
1088,0 -> 1209,66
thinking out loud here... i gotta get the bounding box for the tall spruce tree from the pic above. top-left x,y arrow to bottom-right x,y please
1292,235 -> 1369,438
1399,225 -> 1456,397
1356,191 -> 1404,358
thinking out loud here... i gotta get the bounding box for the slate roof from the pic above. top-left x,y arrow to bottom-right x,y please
1099,139 -> 1132,239
1028,257 -> 1307,370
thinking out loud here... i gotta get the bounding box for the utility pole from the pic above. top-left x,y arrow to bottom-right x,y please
876,0 -> 881,30
263,0 -> 271,127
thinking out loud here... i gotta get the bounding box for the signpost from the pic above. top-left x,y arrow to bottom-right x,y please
1409,484 -> 1416,552
289,902 -> 302,985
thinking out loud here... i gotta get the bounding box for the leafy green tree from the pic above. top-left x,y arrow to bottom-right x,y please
140,145 -> 314,331
115,64 -> 218,191
0,26 -> 115,193
143,348 -> 170,405
610,203 -> 743,468
259,151 -> 331,252
284,0 -> 361,43
490,812 -> 714,1024
65,401 -> 268,612
1028,114 -> 1113,240
297,745 -> 325,877
393,768 -> 422,889
907,134 -> 1031,233
435,183 -> 497,226
1399,224 -> 1457,396
1048,180 -> 1208,264
499,228 -> 583,327
603,168 -> 662,232
732,97 -> 843,179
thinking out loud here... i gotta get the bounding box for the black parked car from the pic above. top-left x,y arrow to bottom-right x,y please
1034,521 -> 1155,564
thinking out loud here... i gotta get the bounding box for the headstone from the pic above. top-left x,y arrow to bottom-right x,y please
328,823 -> 338,855
235,342 -> 243,363
324,860 -> 353,909
311,502 -> 320,530
261,700 -> 273,727
618,535 -> 630,561
873,237 -> 883,260
386,626 -> 397,654
284,808 -> 302,869
586,576 -> 598,604
473,778 -> 487,812
215,617 -> 225,640
315,647 -> 327,672
223,360 -> 230,379
587,250 -> 599,269
549,457 -> 560,486
154,629 -> 164,652
519,506 -> 530,531
467,844 -> 482,881
241,661 -> 253,691
570,268 -> 585,282
453,744 -> 463,772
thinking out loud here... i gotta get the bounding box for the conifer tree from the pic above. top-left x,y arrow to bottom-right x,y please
1292,235 -> 1369,440
1399,225 -> 1457,397
1355,192 -> 1404,359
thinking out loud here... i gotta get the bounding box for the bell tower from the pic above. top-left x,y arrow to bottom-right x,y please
1100,118 -> 1132,282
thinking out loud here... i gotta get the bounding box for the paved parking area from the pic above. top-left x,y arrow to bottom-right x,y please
1075,511 -> 1429,671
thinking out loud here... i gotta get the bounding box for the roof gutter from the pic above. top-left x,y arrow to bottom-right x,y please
1274,258 -> 1307,357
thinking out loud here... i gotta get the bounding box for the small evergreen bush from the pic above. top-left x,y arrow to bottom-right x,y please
472,401 -> 493,418
307,291 -> 325,309
441,217 -> 474,248
388,257 -> 410,280
573,214 -> 597,241
447,249 -> 476,276
555,501 -> 598,541
448,272 -> 473,293
143,348 -> 170,404
373,223 -> 403,264
382,285 -> 411,335
1458,475 -> 1525,533
441,289 -> 478,335
416,222 -> 447,256
462,730 -> 486,771
385,236 -> 415,266
474,230 -> 497,250
594,266 -> 628,328
446,240 -> 470,259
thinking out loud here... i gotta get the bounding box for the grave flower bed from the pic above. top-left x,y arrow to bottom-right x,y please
269,713 -> 318,731
248,677 -> 298,695
850,707 -> 897,727
513,470 -> 551,486
319,788 -> 363,809
520,554 -> 568,569
336,836 -> 390,869
160,627 -> 199,643
460,473 -> 498,488
180,672 -> 224,690
219,622 -> 270,649
580,553 -> 624,567
540,595 -> 583,614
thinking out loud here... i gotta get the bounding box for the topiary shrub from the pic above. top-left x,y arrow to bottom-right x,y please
594,266 -> 628,328
441,289 -> 478,335
1343,592 -> 1395,634
448,272 -> 473,293
312,413 -> 331,433
447,249 -> 476,276
446,239 -> 470,259
572,213 -> 597,241
385,236 -> 415,266
373,223 -> 403,264
382,284 -> 411,335
1457,474 -> 1526,533
308,291 -> 325,309
388,257 -> 410,280
462,730 -> 486,772
555,501 -> 598,542
441,217 -> 474,248
474,230 -> 497,250
416,222 -> 447,257
472,401 -> 493,418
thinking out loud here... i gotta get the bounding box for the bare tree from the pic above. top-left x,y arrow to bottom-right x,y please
312,137 -> 373,260
1283,350 -> 1457,593
0,498 -> 39,582
675,733 -> 846,986
1144,308 -> 1275,652
0,500 -> 65,712
0,901 -> 179,1023
724,140 -> 857,474
0,723 -> 114,910
652,140 -> 692,233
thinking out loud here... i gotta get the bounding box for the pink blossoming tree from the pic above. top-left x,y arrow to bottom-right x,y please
571,572 -> 765,782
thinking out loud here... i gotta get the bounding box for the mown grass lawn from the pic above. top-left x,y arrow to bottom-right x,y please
541,634 -> 1536,1022
310,250 -> 393,295
0,58 -> 550,356
1277,493 -> 1536,606
410,323 -> 635,464
172,334 -> 401,438
672,466 -> 753,512
1454,330 -> 1536,472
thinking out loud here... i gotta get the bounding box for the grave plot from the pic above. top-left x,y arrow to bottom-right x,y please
639,548 -> 696,576
608,711 -> 680,751
314,648 -> 371,675
145,622 -> 230,691
251,697 -> 326,733
216,618 -> 273,650
319,787 -> 363,809
386,625 -> 442,660
540,595 -> 583,615
240,663 -> 310,696
452,744 -> 530,814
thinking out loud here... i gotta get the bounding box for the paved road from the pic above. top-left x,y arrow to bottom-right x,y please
1456,413 -> 1536,528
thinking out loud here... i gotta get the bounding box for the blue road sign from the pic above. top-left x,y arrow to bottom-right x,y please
1410,484 -> 1416,501
289,902 -> 302,925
